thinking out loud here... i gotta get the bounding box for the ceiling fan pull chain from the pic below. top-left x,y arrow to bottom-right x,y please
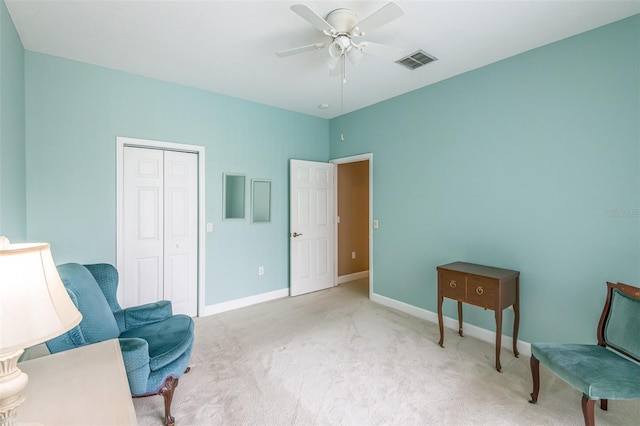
340,56 -> 345,142
342,53 -> 346,84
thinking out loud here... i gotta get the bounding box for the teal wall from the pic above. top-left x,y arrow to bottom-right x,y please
0,0 -> 25,241
24,52 -> 328,305
329,15 -> 640,343
2,2 -> 638,343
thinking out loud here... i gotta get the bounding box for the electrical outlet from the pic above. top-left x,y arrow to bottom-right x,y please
352,251 -> 356,259
373,219 -> 379,229
258,266 -> 264,276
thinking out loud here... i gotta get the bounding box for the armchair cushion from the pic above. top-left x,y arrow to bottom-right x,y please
123,300 -> 173,330
120,314 -> 194,371
531,343 -> 640,400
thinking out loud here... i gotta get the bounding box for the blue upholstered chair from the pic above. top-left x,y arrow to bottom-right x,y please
46,263 -> 194,426
529,282 -> 640,426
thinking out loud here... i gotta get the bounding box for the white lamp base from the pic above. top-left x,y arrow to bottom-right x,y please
0,349 -> 28,426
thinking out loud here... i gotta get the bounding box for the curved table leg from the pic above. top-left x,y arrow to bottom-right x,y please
438,294 -> 445,348
513,278 -> 520,357
495,308 -> 503,372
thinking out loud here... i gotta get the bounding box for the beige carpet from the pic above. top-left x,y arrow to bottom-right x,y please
134,279 -> 639,425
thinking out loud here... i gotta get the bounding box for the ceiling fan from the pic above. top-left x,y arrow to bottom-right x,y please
275,2 -> 405,73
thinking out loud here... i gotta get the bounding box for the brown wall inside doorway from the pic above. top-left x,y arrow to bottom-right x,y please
337,160 -> 369,277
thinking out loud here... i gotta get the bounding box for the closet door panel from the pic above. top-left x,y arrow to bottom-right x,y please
163,150 -> 198,316
123,147 -> 164,307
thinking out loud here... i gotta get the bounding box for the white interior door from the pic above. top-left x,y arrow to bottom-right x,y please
122,146 -> 198,316
290,159 -> 335,296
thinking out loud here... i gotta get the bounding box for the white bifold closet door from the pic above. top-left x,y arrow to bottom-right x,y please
122,146 -> 198,316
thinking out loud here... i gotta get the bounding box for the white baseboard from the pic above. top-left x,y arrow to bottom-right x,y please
371,292 -> 531,357
337,270 -> 369,284
200,288 -> 289,317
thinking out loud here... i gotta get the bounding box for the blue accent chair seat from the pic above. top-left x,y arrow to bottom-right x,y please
46,263 -> 194,426
529,282 -> 640,425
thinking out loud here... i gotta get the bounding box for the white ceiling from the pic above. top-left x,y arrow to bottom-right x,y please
6,1 -> 639,119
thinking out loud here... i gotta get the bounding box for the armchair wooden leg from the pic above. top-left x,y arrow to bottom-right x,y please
600,399 -> 608,411
529,354 -> 540,403
582,395 -> 595,426
159,376 -> 179,426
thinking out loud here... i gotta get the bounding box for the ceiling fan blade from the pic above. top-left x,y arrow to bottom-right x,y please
352,2 -> 404,36
275,43 -> 326,57
357,41 -> 402,58
291,4 -> 336,35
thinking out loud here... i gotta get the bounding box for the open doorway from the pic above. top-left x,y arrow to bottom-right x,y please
331,154 -> 372,298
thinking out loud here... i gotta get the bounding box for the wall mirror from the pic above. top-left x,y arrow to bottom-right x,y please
251,179 -> 271,223
223,173 -> 246,220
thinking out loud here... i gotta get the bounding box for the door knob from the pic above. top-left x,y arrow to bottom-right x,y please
291,232 -> 303,238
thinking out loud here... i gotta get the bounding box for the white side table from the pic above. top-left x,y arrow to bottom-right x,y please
17,339 -> 137,425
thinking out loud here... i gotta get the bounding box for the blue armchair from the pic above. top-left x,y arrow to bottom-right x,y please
46,263 -> 194,426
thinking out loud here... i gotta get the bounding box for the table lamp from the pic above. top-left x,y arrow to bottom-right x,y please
0,236 -> 82,425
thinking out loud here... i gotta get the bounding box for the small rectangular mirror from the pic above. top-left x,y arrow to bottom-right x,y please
251,179 -> 271,223
223,173 -> 245,220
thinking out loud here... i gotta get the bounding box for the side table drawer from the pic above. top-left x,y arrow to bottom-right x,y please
439,270 -> 466,300
466,275 -> 497,309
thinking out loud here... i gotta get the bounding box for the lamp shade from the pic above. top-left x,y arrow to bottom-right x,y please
0,237 -> 82,354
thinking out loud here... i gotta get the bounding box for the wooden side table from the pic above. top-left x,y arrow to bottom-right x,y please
17,339 -> 138,425
437,261 -> 520,372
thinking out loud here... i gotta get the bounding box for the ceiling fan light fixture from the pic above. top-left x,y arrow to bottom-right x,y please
328,35 -> 351,58
326,54 -> 341,70
328,42 -> 342,58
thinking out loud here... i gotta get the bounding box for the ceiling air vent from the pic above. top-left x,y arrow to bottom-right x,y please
395,50 -> 437,70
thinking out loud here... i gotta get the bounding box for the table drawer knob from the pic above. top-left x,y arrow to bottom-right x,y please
476,286 -> 484,295
449,280 -> 457,289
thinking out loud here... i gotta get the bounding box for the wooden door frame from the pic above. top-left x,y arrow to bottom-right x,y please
116,136 -> 206,316
330,153 -> 373,299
